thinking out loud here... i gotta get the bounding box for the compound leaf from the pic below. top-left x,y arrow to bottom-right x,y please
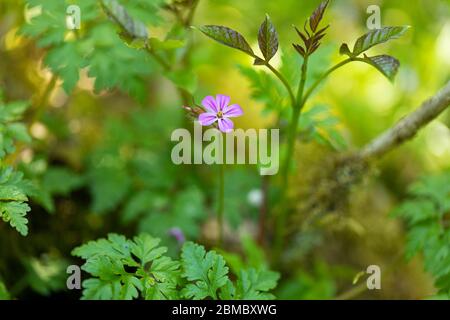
181,242 -> 230,299
341,26 -> 410,58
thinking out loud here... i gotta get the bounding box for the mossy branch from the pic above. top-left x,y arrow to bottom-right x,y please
360,80 -> 450,160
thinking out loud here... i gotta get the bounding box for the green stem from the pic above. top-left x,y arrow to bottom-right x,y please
280,57 -> 309,194
274,56 -> 309,262
218,155 -> 225,247
296,56 -> 309,104
302,58 -> 355,103
185,0 -> 200,27
264,62 -> 296,108
273,57 -> 359,262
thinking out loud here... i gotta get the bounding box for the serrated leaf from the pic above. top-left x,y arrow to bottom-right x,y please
72,233 -> 132,261
81,278 -> 118,300
181,242 -> 229,300
0,201 -> 30,236
392,171 -> 450,295
258,15 -> 278,62
343,26 -> 410,57
0,167 -> 31,236
131,234 -> 167,265
44,41 -> 86,93
235,268 -> 279,300
120,275 -> 142,300
309,0 -> 330,33
0,100 -> 31,157
73,233 -> 180,300
198,25 -> 254,57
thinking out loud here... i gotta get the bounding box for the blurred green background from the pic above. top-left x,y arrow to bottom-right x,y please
0,0 -> 449,299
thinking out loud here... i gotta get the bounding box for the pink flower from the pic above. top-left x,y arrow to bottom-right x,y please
198,94 -> 243,133
168,227 -> 185,244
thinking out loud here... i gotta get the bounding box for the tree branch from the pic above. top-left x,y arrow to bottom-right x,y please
360,81 -> 450,160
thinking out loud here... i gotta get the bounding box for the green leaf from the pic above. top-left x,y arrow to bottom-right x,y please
359,54 -> 400,81
309,0 -> 330,33
44,41 -> 86,92
0,201 -> 30,236
238,65 -> 288,114
23,1 -> 156,99
81,278 -> 119,300
120,275 -> 142,300
258,15 -> 278,62
88,165 -> 132,214
198,25 -> 254,57
138,187 -> 206,240
73,233 -> 180,300
298,104 -> 347,151
122,190 -> 167,223
341,26 -> 410,57
23,255 -> 69,296
181,242 -> 229,299
0,100 -> 31,157
339,43 -> 352,56
72,233 -> 132,261
235,268 -> 279,300
0,100 -> 29,122
392,171 -> 450,295
131,234 -> 167,265
409,174 -> 450,212
0,167 -> 31,236
0,281 -> 10,300
101,0 -> 149,39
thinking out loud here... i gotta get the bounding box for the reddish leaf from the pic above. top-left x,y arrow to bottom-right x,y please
198,25 -> 254,57
309,0 -> 330,33
258,15 -> 279,62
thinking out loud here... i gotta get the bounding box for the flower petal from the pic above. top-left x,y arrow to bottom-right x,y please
199,112 -> 217,126
223,104 -> 243,118
217,117 -> 234,132
215,94 -> 230,111
202,96 -> 219,113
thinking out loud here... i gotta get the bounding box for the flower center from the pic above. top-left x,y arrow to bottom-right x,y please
217,111 -> 223,118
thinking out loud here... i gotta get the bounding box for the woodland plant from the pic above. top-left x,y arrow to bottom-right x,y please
0,0 -> 449,301
71,233 -> 279,300
196,0 -> 409,258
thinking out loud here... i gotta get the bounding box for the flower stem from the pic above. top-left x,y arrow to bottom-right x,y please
218,156 -> 225,246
